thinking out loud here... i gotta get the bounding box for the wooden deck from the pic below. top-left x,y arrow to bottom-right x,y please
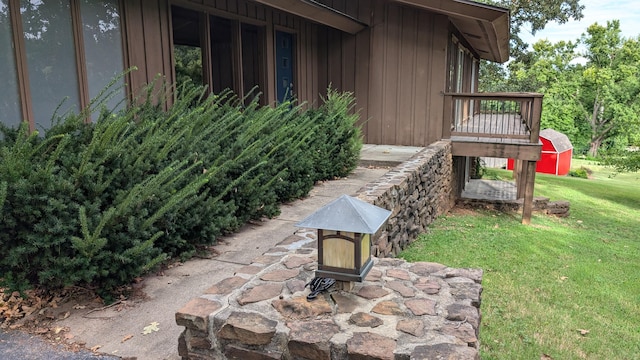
450,113 -> 541,160
443,93 -> 543,161
443,92 -> 543,224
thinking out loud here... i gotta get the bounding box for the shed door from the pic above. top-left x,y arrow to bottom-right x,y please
275,31 -> 294,103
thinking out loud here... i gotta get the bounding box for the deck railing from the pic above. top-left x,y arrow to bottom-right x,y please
443,92 -> 543,144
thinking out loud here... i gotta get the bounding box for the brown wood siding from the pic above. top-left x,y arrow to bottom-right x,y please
120,0 -> 457,147
296,21 -> 320,108
123,1 -> 173,101
317,1 -> 450,146
375,5 -> 448,146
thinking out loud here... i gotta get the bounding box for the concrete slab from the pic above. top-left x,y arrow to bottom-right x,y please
359,144 -> 424,167
462,179 -> 517,200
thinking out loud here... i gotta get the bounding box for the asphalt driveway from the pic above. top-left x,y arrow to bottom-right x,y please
0,329 -> 118,360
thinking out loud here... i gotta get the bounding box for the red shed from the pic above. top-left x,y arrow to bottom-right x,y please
508,129 -> 573,175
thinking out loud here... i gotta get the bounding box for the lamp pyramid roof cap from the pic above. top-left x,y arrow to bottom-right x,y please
295,194 -> 391,233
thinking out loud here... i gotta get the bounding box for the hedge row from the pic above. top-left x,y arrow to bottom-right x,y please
0,82 -> 362,294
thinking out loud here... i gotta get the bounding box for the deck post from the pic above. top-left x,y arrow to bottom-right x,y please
442,94 -> 452,139
515,160 -> 527,199
521,160 -> 537,224
529,96 -> 543,143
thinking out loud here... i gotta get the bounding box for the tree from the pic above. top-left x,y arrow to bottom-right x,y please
578,21 -> 640,156
508,40 -> 590,147
477,0 -> 584,60
603,150 -> 640,173
477,0 -> 584,92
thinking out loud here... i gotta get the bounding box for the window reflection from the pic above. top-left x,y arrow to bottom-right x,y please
0,1 -> 22,128
20,0 -> 81,131
80,0 -> 125,112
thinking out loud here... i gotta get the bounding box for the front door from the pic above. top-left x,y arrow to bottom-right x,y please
275,31 -> 294,103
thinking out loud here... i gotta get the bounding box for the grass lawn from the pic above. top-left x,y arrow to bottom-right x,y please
399,159 -> 640,360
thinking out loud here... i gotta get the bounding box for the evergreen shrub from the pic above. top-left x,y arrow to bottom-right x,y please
0,82 -> 362,294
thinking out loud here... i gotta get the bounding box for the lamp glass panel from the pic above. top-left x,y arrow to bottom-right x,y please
322,237 -> 354,269
361,233 -> 371,265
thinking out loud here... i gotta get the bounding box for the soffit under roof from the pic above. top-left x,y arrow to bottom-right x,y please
391,0 -> 511,63
254,0 -> 510,63
252,0 -> 367,34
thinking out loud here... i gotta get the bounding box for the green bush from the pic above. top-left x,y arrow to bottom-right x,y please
309,88 -> 363,180
568,167 -> 590,179
0,82 -> 363,294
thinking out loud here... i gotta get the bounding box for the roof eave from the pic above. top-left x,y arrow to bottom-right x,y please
252,0 -> 367,34
391,0 -> 511,63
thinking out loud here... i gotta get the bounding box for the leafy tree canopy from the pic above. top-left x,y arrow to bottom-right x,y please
477,0 -> 584,60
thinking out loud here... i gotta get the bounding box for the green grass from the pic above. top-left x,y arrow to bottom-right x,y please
399,160 -> 640,360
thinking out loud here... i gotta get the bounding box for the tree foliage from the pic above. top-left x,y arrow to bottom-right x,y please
484,18 -> 640,158
477,0 -> 584,60
477,0 -> 584,93
578,21 -> 640,156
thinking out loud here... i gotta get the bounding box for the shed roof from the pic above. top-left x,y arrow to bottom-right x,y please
540,129 -> 573,152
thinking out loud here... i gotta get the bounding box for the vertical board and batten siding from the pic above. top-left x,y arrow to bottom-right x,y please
296,21 -> 320,108
314,0 -> 372,135
317,0 -> 449,146
122,1 -> 173,100
363,3 -> 449,146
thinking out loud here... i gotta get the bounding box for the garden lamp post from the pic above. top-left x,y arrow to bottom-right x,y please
295,195 -> 391,285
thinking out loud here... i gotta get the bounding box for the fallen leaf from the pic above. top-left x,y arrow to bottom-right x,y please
578,329 -> 590,336
53,326 -> 64,334
121,334 -> 134,343
21,305 -> 36,316
142,322 -> 160,335
560,276 -> 568,281
90,345 -> 102,352
541,354 -> 553,359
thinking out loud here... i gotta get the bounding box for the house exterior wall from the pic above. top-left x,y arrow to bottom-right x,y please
2,0 -> 479,147
122,1 -> 174,102
123,0 -> 321,106
317,1 -> 452,147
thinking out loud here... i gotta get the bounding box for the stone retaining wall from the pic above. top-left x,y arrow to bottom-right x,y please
175,141 -> 476,360
176,230 -> 483,360
356,141 -> 454,258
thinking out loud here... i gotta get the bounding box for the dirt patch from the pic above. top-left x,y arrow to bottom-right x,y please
448,207 -> 482,216
1,277 -> 149,353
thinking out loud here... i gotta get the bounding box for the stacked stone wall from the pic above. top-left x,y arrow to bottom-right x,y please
176,232 -> 483,360
356,141 -> 454,258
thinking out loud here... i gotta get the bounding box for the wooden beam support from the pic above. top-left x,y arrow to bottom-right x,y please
521,160 -> 537,225
451,140 -> 541,160
253,0 -> 367,34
